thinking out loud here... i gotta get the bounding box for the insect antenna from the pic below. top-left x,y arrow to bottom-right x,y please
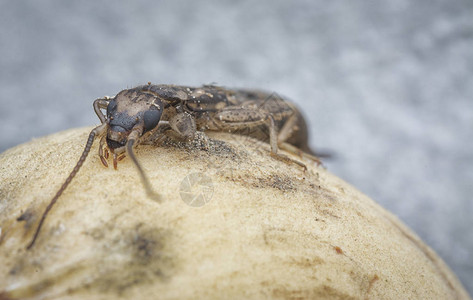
126,139 -> 161,201
27,124 -> 106,250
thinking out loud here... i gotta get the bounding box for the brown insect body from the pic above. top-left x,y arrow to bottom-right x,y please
26,83 -> 320,249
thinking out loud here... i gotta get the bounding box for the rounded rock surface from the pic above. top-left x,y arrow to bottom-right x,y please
0,127 -> 470,299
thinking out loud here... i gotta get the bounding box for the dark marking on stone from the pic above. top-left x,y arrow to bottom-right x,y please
0,291 -> 13,300
81,221 -> 176,297
16,207 -> 37,230
17,210 -> 33,222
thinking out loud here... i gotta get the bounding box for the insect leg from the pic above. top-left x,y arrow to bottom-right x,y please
93,97 -> 111,166
93,97 -> 110,123
276,112 -> 322,165
139,121 -> 172,146
27,123 -> 108,249
277,111 -> 298,145
279,143 -> 322,166
212,108 -> 307,169
212,108 -> 277,152
166,112 -> 211,148
169,112 -> 197,141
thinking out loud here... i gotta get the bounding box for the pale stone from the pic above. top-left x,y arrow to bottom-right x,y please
0,127 -> 470,299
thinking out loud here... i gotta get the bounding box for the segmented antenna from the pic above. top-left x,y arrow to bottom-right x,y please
27,125 -> 105,249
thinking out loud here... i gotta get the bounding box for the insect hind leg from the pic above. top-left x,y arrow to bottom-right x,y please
277,112 -> 322,166
211,108 -> 307,170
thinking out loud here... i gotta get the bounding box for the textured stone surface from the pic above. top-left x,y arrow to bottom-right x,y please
0,128 -> 470,299
0,1 -> 472,294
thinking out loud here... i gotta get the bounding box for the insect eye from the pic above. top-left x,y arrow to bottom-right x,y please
106,100 -> 118,117
143,110 -> 162,132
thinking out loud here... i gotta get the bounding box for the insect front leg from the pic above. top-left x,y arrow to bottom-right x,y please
93,97 -> 112,167
93,97 -> 110,123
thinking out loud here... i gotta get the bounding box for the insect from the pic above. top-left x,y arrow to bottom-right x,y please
26,83 -> 322,249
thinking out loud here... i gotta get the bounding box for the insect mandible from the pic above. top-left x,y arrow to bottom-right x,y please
26,83 -> 321,249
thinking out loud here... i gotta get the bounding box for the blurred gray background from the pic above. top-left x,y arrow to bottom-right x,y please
1,0 -> 472,294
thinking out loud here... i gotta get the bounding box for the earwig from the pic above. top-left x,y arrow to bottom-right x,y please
26,83 -> 323,249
